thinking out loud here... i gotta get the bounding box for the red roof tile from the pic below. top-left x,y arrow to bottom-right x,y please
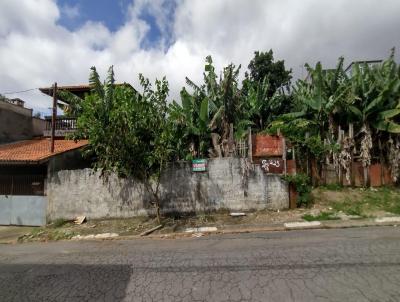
0,139 -> 88,164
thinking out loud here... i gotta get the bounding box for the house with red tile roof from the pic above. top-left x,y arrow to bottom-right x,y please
0,82 -> 135,226
0,85 -> 93,226
0,138 -> 88,165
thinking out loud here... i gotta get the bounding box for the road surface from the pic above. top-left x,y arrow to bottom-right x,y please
0,226 -> 400,301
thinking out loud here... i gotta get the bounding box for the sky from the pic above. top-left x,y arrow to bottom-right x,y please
0,0 -> 400,116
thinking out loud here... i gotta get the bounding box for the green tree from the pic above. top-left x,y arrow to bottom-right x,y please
245,50 -> 292,97
170,56 -> 250,158
0,94 -> 7,102
243,77 -> 291,130
269,50 -> 400,185
76,66 -> 174,222
242,50 -> 293,130
268,57 -> 352,184
348,52 -> 400,184
56,90 -> 83,117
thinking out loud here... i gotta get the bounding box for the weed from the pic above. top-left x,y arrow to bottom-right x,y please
50,218 -> 69,228
332,198 -> 363,216
302,212 -> 339,222
47,230 -> 75,241
283,173 -> 313,207
326,187 -> 400,217
198,213 -> 216,224
320,183 -> 343,191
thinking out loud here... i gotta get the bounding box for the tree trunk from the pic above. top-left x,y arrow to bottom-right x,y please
211,133 -> 222,157
155,203 -> 161,224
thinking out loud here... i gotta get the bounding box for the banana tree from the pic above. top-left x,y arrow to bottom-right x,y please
243,77 -> 287,131
56,90 -> 83,116
268,58 -> 352,183
348,52 -> 400,184
168,87 -> 211,159
276,58 -> 351,139
174,56 -> 250,158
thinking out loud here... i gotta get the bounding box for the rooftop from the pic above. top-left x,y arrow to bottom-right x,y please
0,138 -> 88,164
344,60 -> 382,72
39,83 -> 135,103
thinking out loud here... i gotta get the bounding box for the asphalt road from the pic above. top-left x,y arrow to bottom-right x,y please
0,226 -> 400,302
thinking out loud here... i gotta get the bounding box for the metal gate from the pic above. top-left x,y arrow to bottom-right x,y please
0,165 -> 47,226
0,195 -> 47,226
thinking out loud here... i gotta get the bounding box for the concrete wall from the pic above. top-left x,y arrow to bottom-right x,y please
47,149 -> 91,176
32,117 -> 46,136
0,100 -> 46,144
47,158 -> 289,220
0,99 -> 32,117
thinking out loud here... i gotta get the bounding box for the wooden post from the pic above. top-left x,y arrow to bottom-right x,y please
337,126 -> 342,185
349,123 -> 355,186
363,166 -> 369,187
349,123 -> 354,138
378,138 -> 385,186
292,146 -> 296,175
248,127 -> 252,163
229,123 -> 234,156
305,132 -> 310,177
282,137 -> 287,176
50,82 -> 57,153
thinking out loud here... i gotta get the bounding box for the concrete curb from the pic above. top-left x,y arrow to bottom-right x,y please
6,216 -> 400,244
113,217 -> 400,241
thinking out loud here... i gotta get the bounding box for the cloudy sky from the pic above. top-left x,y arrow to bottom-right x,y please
1,0 -> 399,115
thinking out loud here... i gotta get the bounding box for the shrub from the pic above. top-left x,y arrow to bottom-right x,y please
282,173 -> 313,207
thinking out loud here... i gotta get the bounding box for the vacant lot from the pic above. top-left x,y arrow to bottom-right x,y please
306,186 -> 400,220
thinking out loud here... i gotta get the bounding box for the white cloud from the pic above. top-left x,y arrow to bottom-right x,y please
0,0 -> 59,37
61,3 -> 79,19
0,0 -> 399,115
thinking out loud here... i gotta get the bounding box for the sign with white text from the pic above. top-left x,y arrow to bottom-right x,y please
192,159 -> 207,172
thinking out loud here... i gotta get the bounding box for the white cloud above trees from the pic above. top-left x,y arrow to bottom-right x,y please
0,0 -> 399,114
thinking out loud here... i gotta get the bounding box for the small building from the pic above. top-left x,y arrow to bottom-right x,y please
0,97 -> 46,144
6,98 -> 25,107
344,60 -> 382,76
39,83 -> 135,102
0,138 -> 88,226
0,82 -> 134,226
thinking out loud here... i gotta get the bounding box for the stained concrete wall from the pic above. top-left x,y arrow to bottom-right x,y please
0,99 -> 32,117
32,117 -> 46,136
46,158 -> 289,220
47,149 -> 91,176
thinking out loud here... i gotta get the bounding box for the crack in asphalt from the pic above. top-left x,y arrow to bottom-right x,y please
0,226 -> 399,302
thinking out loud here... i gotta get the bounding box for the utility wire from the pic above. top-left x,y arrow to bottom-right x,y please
1,88 -> 40,95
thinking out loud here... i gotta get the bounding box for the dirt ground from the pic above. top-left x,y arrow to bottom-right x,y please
0,226 -> 36,244
10,186 -> 400,243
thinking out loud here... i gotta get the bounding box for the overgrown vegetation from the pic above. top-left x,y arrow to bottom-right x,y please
283,173 -> 313,207
269,49 -> 400,185
74,67 -> 174,222
49,218 -> 69,228
58,47 -> 400,216
302,211 -> 339,221
313,187 -> 400,217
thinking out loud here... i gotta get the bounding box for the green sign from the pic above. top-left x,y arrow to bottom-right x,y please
192,159 -> 207,172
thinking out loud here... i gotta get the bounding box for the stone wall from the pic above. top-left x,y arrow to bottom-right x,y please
46,158 -> 289,220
